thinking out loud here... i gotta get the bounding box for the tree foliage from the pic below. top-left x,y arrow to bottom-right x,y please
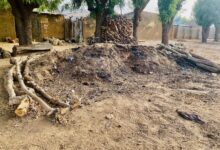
194,0 -> 219,28
132,0 -> 150,40
158,0 -> 184,24
0,0 -> 10,9
0,0 -> 62,11
84,0 -> 124,17
212,0 -> 220,25
132,0 -> 147,9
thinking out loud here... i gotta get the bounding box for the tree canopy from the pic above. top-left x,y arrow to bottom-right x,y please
194,0 -> 218,28
158,0 -> 183,24
132,0 -> 147,9
0,0 -> 10,9
80,0 -> 124,17
0,0 -> 62,11
132,0 -> 150,40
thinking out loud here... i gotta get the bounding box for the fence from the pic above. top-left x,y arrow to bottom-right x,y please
174,25 -> 216,40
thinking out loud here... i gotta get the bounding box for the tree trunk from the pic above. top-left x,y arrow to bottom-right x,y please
133,8 -> 141,41
162,23 -> 172,45
8,0 -> 36,46
214,24 -> 220,42
202,26 -> 210,43
95,12 -> 102,40
95,11 -> 107,42
132,0 -> 150,41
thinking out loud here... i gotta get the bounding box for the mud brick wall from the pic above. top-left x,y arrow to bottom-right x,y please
125,12 -> 175,40
82,18 -> 96,42
0,10 -> 16,41
0,10 -> 65,42
34,13 -> 65,41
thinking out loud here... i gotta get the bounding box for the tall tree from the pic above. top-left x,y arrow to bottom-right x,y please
132,0 -> 150,41
0,0 -> 62,45
158,0 -> 184,45
194,0 -> 217,43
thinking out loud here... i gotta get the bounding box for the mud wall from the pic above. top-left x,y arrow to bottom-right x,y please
0,10 -> 65,42
124,12 -> 175,40
82,18 -> 96,41
0,10 -> 16,41
33,13 -> 65,41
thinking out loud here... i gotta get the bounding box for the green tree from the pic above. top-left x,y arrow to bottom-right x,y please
0,0 -> 64,45
158,0 -> 184,45
194,0 -> 218,43
132,0 -> 150,41
0,0 -> 10,9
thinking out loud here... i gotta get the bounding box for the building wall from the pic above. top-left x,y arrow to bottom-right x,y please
82,18 -> 96,41
0,10 -> 16,41
125,12 -> 175,41
35,13 -> 65,41
0,10 -> 65,42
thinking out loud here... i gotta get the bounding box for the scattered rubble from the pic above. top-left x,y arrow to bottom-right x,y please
5,37 -> 15,43
0,47 -> 11,58
43,37 -> 65,46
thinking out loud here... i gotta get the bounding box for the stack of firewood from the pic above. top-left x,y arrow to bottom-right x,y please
100,16 -> 136,44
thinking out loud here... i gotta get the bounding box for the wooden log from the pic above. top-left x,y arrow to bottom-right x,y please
4,66 -> 16,102
14,59 -> 56,115
12,43 -> 52,56
4,66 -> 22,105
100,16 -> 135,44
15,96 -> 31,117
4,63 -> 31,106
24,57 -> 69,107
159,44 -> 220,73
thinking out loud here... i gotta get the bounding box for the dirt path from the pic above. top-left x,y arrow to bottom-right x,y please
0,41 -> 220,150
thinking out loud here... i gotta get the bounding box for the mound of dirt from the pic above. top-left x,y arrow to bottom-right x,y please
30,44 -> 176,81
27,43 -> 178,105
27,43 -> 216,108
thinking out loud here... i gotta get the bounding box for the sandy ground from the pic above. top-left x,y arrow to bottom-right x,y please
0,40 -> 220,150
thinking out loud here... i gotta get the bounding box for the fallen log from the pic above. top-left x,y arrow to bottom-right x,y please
12,43 -> 52,56
4,65 -> 28,105
159,44 -> 220,73
24,57 -> 69,107
15,96 -> 31,117
13,58 -> 56,116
